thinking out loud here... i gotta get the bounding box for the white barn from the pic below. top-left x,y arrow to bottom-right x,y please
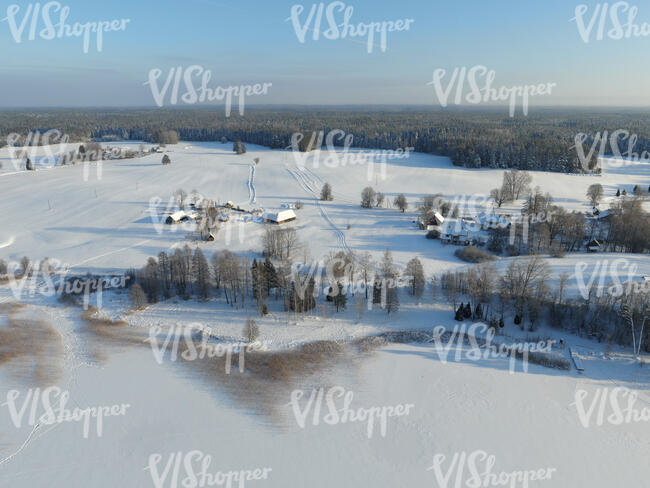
263,209 -> 297,224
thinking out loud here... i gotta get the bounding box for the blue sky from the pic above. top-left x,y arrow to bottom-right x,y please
1,0 -> 649,107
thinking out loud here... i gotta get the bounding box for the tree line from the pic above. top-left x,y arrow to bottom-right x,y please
4,107 -> 650,173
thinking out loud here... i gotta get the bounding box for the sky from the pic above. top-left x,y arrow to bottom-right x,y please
1,0 -> 649,108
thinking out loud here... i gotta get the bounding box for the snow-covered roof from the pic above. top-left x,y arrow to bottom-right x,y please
264,209 -> 296,222
168,210 -> 186,221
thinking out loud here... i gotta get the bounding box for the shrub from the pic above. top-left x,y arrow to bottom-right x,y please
426,229 -> 441,239
295,201 -> 304,210
454,246 -> 495,263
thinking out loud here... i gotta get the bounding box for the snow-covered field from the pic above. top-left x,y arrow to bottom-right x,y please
0,141 -> 648,275
0,142 -> 648,487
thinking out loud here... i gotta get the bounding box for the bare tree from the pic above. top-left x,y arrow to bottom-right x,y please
361,187 -> 376,208
175,189 -> 188,208
586,183 -> 604,207
490,187 -> 508,207
502,170 -> 532,200
243,318 -> 259,342
130,283 -> 147,309
394,194 -> 408,213
358,252 -> 374,300
193,248 -> 210,300
500,255 -> 550,314
20,256 -> 30,276
263,226 -> 299,261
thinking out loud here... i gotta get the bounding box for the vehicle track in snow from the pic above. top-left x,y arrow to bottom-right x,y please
248,164 -> 257,205
286,166 -> 350,253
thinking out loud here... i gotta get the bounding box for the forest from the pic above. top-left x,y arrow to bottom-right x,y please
2,106 -> 650,173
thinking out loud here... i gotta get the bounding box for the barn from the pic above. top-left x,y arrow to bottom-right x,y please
263,209 -> 297,224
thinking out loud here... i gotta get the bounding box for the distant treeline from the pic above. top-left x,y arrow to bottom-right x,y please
2,107 -> 650,173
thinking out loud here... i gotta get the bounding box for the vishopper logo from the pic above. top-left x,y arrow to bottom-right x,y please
5,257 -> 128,309
288,130 -> 413,182
145,451 -> 272,488
430,323 -> 555,374
573,258 -> 649,300
286,2 -> 414,53
2,2 -> 130,53
1,386 -> 130,439
571,2 -> 650,43
427,65 -> 556,117
573,130 -> 650,171
143,322 -> 270,373
571,387 -> 650,428
144,66 -> 272,113
6,131 -> 109,181
289,386 -> 414,438
426,450 -> 556,488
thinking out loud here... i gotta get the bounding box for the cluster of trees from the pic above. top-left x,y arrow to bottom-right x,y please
482,170 -> 650,256
360,187 -> 385,208
7,107 -> 650,173
490,170 -> 533,207
126,234 -> 647,351
439,256 -> 649,352
129,230 -> 431,318
485,192 -> 650,256
147,130 -> 179,144
604,198 -> 650,253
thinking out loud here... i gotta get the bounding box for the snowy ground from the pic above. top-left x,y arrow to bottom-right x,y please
0,141 -> 648,276
0,142 -> 648,487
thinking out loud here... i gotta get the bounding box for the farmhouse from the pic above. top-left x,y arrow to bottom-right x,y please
263,209 -> 296,224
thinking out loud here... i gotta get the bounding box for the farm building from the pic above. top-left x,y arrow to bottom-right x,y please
586,239 -> 601,252
165,210 -> 198,224
263,209 -> 297,224
166,210 -> 187,224
432,212 -> 445,226
203,232 -> 216,241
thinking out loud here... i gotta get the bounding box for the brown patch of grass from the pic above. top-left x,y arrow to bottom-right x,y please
79,306 -> 147,363
0,303 -> 63,387
171,338 -> 349,422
